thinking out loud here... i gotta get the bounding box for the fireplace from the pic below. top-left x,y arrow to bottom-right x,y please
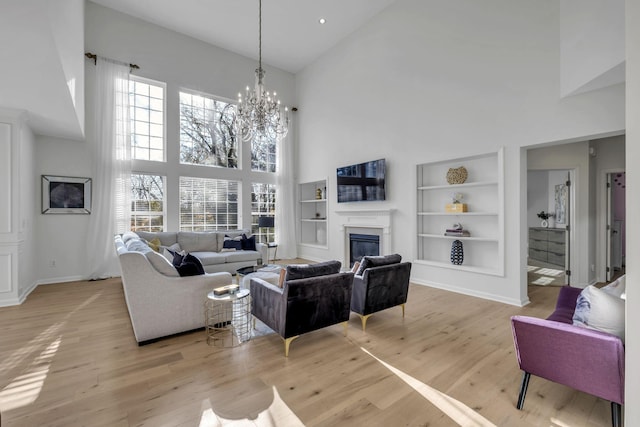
336,209 -> 393,269
349,233 -> 380,267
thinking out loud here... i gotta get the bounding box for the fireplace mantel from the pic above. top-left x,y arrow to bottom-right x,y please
335,209 -> 394,267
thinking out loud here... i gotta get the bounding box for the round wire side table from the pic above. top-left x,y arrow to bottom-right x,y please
205,288 -> 251,347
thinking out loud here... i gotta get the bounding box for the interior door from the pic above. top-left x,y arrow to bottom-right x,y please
606,173 -> 614,281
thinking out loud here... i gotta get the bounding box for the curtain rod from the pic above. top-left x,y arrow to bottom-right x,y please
85,52 -> 140,70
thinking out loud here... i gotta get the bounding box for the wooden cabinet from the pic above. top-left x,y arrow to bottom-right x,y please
528,228 -> 566,267
298,179 -> 328,248
416,149 -> 504,276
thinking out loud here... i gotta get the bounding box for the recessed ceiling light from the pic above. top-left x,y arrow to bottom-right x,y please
319,18 -> 326,24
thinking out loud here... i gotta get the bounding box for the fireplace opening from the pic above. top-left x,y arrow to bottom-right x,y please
349,233 -> 380,267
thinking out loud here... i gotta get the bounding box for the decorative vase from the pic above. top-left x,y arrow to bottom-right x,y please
541,219 -> 548,228
450,240 -> 464,265
446,166 -> 468,185
315,188 -> 322,200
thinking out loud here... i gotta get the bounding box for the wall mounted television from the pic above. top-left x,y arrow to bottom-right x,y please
336,159 -> 386,203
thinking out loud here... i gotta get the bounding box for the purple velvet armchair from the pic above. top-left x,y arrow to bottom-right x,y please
511,286 -> 625,427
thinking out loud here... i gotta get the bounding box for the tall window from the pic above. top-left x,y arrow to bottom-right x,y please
179,91 -> 238,168
251,134 -> 276,173
130,174 -> 164,231
179,177 -> 239,231
251,183 -> 276,243
129,78 -> 165,161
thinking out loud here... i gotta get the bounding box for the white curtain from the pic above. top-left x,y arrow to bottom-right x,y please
87,58 -> 132,279
275,114 -> 297,259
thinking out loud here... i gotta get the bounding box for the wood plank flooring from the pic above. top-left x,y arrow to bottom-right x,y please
0,275 -> 611,426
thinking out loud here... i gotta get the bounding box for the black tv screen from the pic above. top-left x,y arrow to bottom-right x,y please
337,159 -> 386,203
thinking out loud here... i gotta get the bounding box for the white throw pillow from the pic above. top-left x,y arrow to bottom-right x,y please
572,285 -> 625,341
602,275 -> 626,300
146,251 -> 180,277
161,243 -> 182,262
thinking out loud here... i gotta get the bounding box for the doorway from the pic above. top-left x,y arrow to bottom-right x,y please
606,172 -> 626,281
527,169 -> 572,287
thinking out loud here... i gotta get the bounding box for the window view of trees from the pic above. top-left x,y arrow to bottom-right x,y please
179,91 -> 238,168
129,78 -> 165,161
130,174 -> 164,231
251,134 -> 276,173
179,177 -> 239,231
251,183 -> 276,243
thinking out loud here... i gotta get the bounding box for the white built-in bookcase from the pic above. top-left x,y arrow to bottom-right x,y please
298,179 -> 328,248
416,148 -> 504,276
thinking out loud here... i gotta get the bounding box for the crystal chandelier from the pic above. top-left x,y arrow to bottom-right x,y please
236,0 -> 289,141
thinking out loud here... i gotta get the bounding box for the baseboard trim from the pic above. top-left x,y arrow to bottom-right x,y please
36,275 -> 87,286
411,277 -> 529,307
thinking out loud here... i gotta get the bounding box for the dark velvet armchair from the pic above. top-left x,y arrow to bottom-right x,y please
350,254 -> 412,331
511,286 -> 625,427
250,260 -> 354,356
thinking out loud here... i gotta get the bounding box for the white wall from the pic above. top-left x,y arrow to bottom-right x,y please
295,0 -> 624,305
560,0 -> 625,97
625,0 -> 639,421
527,171 -> 548,228
32,2 -> 296,283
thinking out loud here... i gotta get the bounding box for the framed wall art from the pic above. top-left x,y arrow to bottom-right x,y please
42,175 -> 92,214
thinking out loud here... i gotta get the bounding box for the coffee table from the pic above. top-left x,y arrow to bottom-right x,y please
236,265 -> 282,287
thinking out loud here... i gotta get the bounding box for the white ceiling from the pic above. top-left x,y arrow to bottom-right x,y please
89,0 -> 399,73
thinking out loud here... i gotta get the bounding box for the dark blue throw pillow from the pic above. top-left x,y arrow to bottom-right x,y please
241,234 -> 257,251
174,253 -> 205,277
223,235 -> 243,250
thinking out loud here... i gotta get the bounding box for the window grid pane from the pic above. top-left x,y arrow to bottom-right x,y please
129,78 -> 165,161
179,176 -> 239,231
251,183 -> 276,243
179,91 -> 239,168
130,174 -> 165,232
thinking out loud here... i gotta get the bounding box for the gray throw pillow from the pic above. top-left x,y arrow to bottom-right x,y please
356,254 -> 402,276
285,260 -> 342,281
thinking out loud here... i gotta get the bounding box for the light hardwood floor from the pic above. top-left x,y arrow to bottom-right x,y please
0,272 -> 611,426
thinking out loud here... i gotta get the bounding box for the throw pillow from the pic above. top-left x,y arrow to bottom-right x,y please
223,235 -> 243,250
601,275 -> 626,299
147,237 -> 162,252
161,243 -> 182,262
241,234 -> 257,251
351,261 -> 361,274
572,285 -> 625,341
174,253 -> 205,277
285,260 -> 342,281
278,268 -> 286,288
145,251 -> 179,277
356,254 -> 402,275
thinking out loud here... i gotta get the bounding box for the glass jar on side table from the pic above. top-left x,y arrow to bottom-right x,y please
205,288 -> 251,347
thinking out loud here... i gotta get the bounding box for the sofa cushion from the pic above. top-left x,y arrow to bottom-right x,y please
174,253 -> 205,277
178,232 -> 218,253
573,285 -> 625,340
122,231 -> 139,244
356,254 -> 402,276
285,260 -> 342,282
602,275 -> 626,299
145,251 -> 179,277
137,231 -> 178,247
224,250 -> 259,263
147,237 -> 162,252
190,251 -> 227,266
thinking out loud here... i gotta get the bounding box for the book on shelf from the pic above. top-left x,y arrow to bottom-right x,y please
444,230 -> 471,237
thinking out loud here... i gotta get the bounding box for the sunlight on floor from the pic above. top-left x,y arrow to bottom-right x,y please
199,386 -> 304,426
536,268 -> 563,277
0,337 -> 61,412
0,292 -> 102,413
360,347 -> 496,427
531,276 -> 557,286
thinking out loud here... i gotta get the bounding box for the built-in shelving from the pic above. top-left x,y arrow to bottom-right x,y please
299,180 -> 328,248
416,149 -> 504,276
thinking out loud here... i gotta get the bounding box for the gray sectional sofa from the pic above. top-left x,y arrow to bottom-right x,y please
135,229 -> 268,274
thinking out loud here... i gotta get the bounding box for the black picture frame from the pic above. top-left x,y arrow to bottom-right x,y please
42,175 -> 92,214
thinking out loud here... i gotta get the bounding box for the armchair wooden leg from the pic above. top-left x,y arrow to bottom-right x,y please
342,321 -> 348,336
283,336 -> 299,357
517,371 -> 531,410
611,402 -> 622,427
401,303 -> 405,318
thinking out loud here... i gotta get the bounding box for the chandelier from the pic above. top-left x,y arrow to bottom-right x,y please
236,0 -> 289,141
